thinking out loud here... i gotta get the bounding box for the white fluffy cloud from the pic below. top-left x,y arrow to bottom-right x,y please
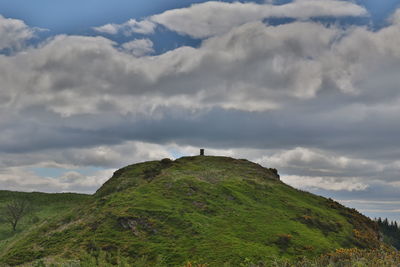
149,0 -> 367,38
0,21 -> 341,116
0,15 -> 37,51
94,0 -> 366,39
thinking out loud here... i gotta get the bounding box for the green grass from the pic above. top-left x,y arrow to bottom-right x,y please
0,191 -> 90,252
0,156 -> 383,266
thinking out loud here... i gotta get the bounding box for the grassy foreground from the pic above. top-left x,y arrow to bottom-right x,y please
0,156 -> 388,266
8,247 -> 400,267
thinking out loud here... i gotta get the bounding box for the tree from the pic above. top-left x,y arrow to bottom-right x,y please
2,198 -> 31,231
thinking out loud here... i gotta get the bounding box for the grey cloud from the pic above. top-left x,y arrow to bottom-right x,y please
0,141 -> 175,193
120,39 -> 154,57
93,19 -> 156,36
282,175 -> 369,192
0,167 -> 114,193
0,15 -> 37,52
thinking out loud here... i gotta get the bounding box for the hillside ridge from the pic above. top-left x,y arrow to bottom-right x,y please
0,156 -> 382,266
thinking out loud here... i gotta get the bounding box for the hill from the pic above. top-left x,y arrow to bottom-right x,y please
0,156 -> 382,266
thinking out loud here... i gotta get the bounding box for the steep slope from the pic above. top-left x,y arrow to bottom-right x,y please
0,156 -> 381,266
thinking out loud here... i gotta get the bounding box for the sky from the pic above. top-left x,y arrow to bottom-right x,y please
1,0 -> 400,222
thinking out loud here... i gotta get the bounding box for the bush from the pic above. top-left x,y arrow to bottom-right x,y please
275,234 -> 293,248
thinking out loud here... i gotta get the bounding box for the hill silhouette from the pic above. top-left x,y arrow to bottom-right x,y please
0,156 -> 382,266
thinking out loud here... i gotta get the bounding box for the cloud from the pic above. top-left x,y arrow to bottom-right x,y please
120,39 -> 154,57
0,140 -> 174,170
2,17 -> 400,154
282,175 -> 369,191
390,9 -> 400,25
0,15 -> 37,51
0,166 -> 114,193
257,147 -> 381,178
93,19 -> 156,36
11,17 -> 396,117
0,141 -> 175,193
93,0 -> 367,39
1,21 -> 341,117
149,0 -> 367,38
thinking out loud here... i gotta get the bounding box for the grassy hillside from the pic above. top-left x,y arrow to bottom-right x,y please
0,156 -> 382,266
0,191 -> 90,252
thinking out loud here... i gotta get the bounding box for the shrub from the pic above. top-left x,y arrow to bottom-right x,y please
275,234 -> 293,248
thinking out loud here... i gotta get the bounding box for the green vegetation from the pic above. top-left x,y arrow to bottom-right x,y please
0,191 -> 90,252
273,246 -> 400,267
1,198 -> 31,232
0,156 -> 386,266
8,247 -> 400,267
376,218 -> 400,249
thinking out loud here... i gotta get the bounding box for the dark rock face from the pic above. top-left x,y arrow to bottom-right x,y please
269,168 -> 280,180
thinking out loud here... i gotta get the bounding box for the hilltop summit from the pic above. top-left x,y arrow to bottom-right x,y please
96,156 -> 280,197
